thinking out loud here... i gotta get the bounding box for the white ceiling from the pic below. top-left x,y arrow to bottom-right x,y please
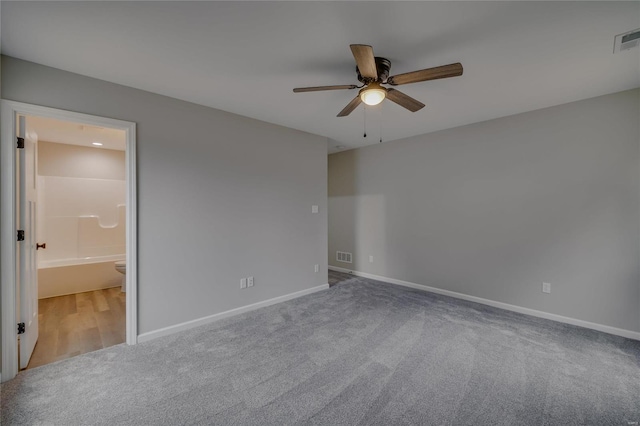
2,2 -> 639,153
28,116 -> 126,151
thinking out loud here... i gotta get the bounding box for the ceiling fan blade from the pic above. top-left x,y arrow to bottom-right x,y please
387,63 -> 463,86
337,96 -> 363,117
350,44 -> 378,80
385,89 -> 425,112
293,85 -> 358,93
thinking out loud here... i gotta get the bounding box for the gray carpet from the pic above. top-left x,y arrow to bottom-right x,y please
2,274 -> 639,425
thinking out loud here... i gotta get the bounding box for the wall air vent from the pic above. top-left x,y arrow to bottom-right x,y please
614,28 -> 640,53
336,251 -> 352,263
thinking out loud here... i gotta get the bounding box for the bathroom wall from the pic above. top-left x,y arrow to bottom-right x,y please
37,176 -> 126,263
2,56 -> 329,337
38,141 -> 125,180
37,141 -> 126,298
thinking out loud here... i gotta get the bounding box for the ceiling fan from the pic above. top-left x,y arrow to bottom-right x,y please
293,44 -> 463,117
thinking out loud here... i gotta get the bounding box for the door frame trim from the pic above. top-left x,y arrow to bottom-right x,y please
1,100 -> 138,382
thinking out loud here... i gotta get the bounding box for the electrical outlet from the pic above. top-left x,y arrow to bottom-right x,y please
312,205 -> 319,213
240,278 -> 247,289
369,255 -> 374,263
247,276 -> 254,287
542,282 -> 551,294
314,264 -> 319,273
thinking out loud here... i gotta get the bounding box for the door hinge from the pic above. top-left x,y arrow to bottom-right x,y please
17,137 -> 24,149
17,322 -> 25,335
17,230 -> 25,241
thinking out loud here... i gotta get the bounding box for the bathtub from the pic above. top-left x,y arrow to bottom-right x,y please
39,254 -> 125,269
38,255 -> 125,299
37,175 -> 127,299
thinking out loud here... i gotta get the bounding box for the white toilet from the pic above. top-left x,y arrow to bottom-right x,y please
115,260 -> 126,292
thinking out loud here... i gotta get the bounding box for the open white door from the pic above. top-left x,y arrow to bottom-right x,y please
17,115 -> 39,369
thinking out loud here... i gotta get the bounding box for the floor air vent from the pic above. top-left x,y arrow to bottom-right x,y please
336,251 -> 352,263
614,28 -> 640,53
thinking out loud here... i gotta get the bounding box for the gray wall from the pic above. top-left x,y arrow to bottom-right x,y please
2,56 -> 328,338
329,89 -> 640,333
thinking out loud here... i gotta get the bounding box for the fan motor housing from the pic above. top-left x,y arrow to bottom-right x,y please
357,57 -> 391,83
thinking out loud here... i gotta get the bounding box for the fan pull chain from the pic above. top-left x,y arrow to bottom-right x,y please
363,104 -> 367,138
379,102 -> 383,143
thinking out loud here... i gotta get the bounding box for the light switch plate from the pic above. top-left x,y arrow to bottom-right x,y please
312,205 -> 319,213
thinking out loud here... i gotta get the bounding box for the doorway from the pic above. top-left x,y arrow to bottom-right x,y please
1,101 -> 137,382
28,116 -> 128,368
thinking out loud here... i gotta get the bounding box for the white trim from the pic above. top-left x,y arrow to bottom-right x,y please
124,113 -> 137,347
138,284 -> 329,343
329,266 -> 640,341
0,101 -> 138,382
1,101 -> 19,380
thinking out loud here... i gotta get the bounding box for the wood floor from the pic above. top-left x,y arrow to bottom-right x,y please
25,287 -> 126,370
328,269 -> 353,287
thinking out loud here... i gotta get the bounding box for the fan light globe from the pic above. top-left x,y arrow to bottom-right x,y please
360,87 -> 386,106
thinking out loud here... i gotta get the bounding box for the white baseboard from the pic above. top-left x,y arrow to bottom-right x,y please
137,284 -> 329,343
329,265 -> 640,341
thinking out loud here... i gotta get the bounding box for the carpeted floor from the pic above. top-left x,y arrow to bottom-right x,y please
2,274 -> 639,425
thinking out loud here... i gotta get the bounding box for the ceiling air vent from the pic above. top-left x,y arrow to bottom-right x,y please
336,251 -> 352,264
614,28 -> 640,53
